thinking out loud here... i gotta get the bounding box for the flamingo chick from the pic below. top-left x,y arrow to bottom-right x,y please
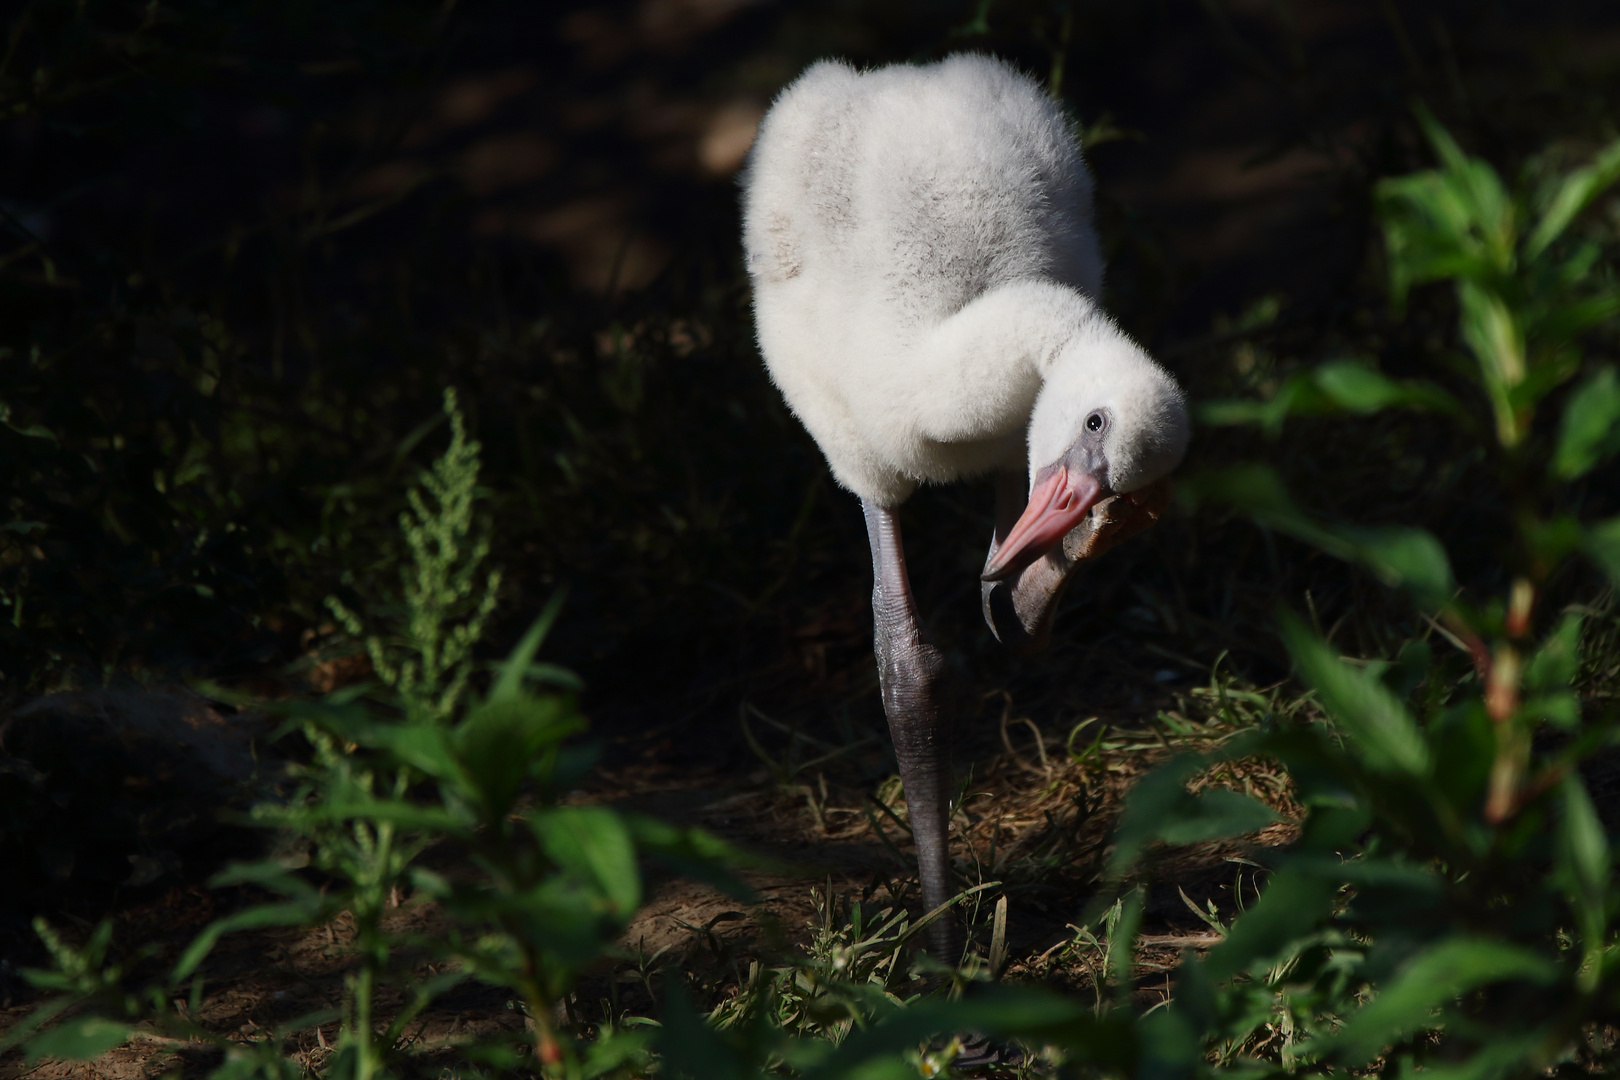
741,54 -> 1189,960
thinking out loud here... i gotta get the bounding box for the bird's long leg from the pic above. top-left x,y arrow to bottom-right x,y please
862,498 -> 958,963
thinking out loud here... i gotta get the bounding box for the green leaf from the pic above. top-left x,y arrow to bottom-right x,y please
1561,776 -> 1610,899
1106,745 -> 1281,881
25,1016 -> 130,1063
797,989 -> 1136,1080
627,816 -> 757,901
174,899 -> 330,980
1586,516 -> 1620,586
1415,106 -> 1516,268
1322,938 -> 1558,1065
1524,514 -> 1586,567
1521,692 -> 1580,729
1314,360 -> 1460,415
295,797 -> 469,834
1106,755 -> 1204,876
488,592 -> 569,703
657,988 -> 751,1080
1200,868 -> 1339,982
1106,887 -> 1144,997
1458,280 -> 1525,399
1188,467 -> 1456,607
1282,612 -> 1431,777
1537,289 -> 1620,345
357,721 -> 462,783
0,999 -> 74,1057
1527,137 -> 1620,258
1557,776 -> 1610,973
1197,361 -> 1460,434
1155,788 -> 1282,845
532,806 -> 641,916
1554,367 -> 1620,479
1524,611 -> 1583,692
1341,524 -> 1457,610
455,693 -> 581,817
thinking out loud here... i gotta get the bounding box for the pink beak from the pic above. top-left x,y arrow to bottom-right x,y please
981,466 -> 1107,582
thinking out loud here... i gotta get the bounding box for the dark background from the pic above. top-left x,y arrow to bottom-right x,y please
1,0 -> 1618,941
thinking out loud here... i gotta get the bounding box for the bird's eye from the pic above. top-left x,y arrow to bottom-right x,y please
1085,412 -> 1105,433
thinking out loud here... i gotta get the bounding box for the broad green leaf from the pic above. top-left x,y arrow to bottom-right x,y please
364,722 -> 460,782
456,694 -> 581,817
1459,280 -> 1525,392
1107,745 -> 1280,882
1387,1032 -> 1554,1080
1342,524 -> 1457,610
1378,173 -> 1490,303
1561,776 -> 1610,899
657,987 -> 751,1080
295,797 -> 469,834
1323,938 -> 1557,1065
627,816 -> 757,901
1314,360 -> 1460,415
1185,465 -> 1342,553
1107,754 -> 1207,877
532,806 -> 641,916
1521,692 -> 1580,728
1557,776 -> 1609,978
0,999 -> 73,1057
174,899 -> 330,980
579,1029 -> 654,1080
1554,366 -> 1620,478
1189,468 -> 1456,606
207,859 -> 326,902
1524,514 -> 1586,567
25,1016 -> 130,1064
1527,136 -> 1620,258
1200,868 -> 1340,982
1415,106 -> 1516,268
1537,290 -> 1620,345
1425,700 -> 1497,817
798,989 -> 1135,1080
1378,110 -> 1517,303
1282,612 -> 1431,777
1586,516 -> 1620,586
1197,362 -> 1460,434
1312,360 -> 1396,411
1155,788 -> 1282,845
1524,611 -> 1583,691
1289,853 -> 1445,895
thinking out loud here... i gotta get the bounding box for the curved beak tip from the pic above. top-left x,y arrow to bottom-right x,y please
981,469 -> 1105,582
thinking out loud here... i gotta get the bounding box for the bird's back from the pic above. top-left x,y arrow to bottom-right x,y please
743,55 -> 1100,319
741,55 -> 1104,504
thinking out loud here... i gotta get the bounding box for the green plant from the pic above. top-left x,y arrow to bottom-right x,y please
1,391 -> 749,1079
1098,113 -> 1620,1075
649,109 -> 1620,1080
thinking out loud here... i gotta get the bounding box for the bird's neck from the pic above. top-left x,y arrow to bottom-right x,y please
924,278 -> 1101,377
905,279 -> 1104,447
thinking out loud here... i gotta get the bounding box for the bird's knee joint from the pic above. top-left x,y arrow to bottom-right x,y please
877,639 -> 944,702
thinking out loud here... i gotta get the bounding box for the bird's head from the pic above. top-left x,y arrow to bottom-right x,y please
982,326 -> 1188,584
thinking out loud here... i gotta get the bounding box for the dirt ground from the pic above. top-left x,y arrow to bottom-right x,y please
0,672 -> 1296,1078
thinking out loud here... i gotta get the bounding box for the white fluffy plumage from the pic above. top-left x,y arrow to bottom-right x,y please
742,53 -> 1189,507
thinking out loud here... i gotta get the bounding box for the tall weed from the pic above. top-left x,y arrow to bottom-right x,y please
2,391 -> 748,1079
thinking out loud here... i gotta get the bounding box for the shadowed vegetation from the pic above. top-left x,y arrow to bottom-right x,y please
2,1 -> 1620,1077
